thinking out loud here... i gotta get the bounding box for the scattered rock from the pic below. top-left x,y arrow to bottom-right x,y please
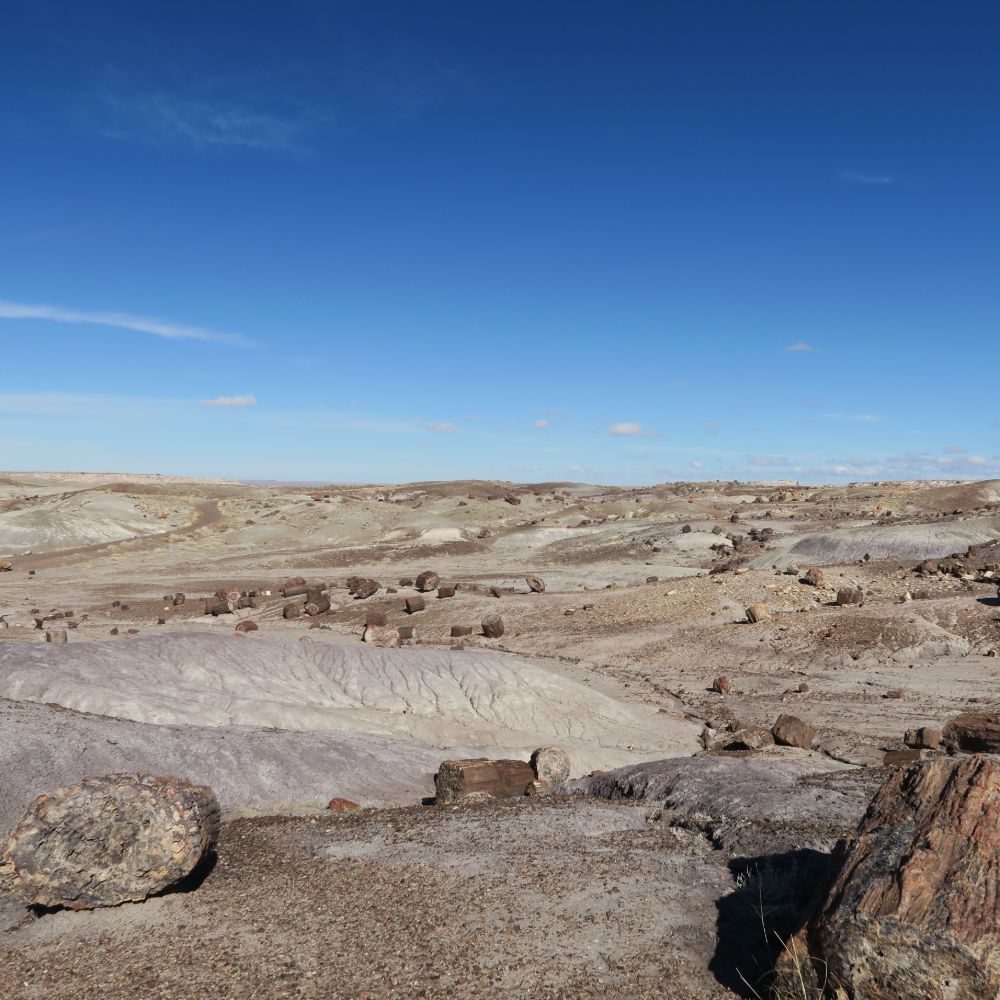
326,797 -> 360,811
745,603 -> 770,624
525,575 -> 545,593
904,727 -> 942,750
415,571 -> 440,592
353,579 -> 379,600
942,713 -> 1000,753
450,625 -> 473,637
771,714 -> 815,749
836,586 -> 865,607
802,566 -> 824,587
530,747 -> 570,784
712,675 -> 731,695
45,629 -> 67,644
437,585 -> 456,599
234,620 -> 258,633
405,596 -> 425,614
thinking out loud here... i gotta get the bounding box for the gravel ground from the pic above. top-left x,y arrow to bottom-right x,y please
0,797 -> 744,999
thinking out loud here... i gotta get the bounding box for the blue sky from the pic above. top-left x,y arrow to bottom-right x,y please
1,0 -> 997,484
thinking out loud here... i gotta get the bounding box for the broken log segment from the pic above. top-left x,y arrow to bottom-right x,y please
405,596 -> 425,614
435,759 -> 535,804
3,774 -> 220,909
415,571 -> 440,592
304,595 -> 331,616
482,614 -> 504,638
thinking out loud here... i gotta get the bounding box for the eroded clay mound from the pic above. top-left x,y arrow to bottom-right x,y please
0,634 -> 700,763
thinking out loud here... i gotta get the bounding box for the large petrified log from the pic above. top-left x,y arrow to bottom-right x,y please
942,712 -> 1000,753
774,755 -> 1000,998
304,595 -> 331,616
435,759 -> 535,804
2,774 -> 220,909
481,614 -> 504,638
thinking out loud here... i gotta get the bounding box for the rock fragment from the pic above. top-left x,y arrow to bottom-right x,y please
745,603 -> 770,624
771,713 -> 815,749
836,586 -> 865,606
435,759 -> 534,804
525,575 -> 545,593
530,747 -> 570,784
481,614 -> 504,638
415,571 -> 440,592
942,712 -> 1000,753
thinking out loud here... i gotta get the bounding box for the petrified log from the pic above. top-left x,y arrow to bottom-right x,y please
353,579 -> 379,599
216,588 -> 242,605
45,629 -> 67,644
205,599 -> 232,616
771,713 -> 814,749
774,755 -> 1000,998
450,625 -> 473,637
345,576 -> 362,593
482,614 -> 504,638
304,595 -> 331,616
0,560 -> 12,572
282,602 -> 300,620
366,609 -> 388,628
281,584 -> 313,598
525,575 -> 545,593
282,576 -> 306,590
503,493 -> 521,506
745,603 -> 770,624
942,712 -> 1000,753
415,571 -> 440,592
405,596 -> 425,614
489,586 -> 502,598
802,566 -> 824,587
530,747 -> 570,784
712,675 -> 731,695
437,585 -> 456,598
172,593 -> 185,606
904,727 -> 942,750
237,595 -> 253,609
435,759 -> 535,804
397,625 -> 416,643
3,774 -> 220,909
836,586 -> 865,606
234,620 -> 258,633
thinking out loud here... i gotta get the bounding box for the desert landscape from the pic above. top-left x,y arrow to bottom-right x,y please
1,470 -> 998,997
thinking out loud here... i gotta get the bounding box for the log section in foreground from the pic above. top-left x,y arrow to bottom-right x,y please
435,759 -> 535,804
775,754 -> 1000,998
3,774 -> 220,909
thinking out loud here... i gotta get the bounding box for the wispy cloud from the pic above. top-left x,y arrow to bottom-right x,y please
786,342 -> 819,352
607,422 -> 644,437
201,395 -> 256,408
0,300 -> 253,347
691,459 -> 704,470
531,419 -> 550,429
824,413 -> 880,423
425,421 -> 458,433
94,87 -> 317,153
841,171 -> 894,185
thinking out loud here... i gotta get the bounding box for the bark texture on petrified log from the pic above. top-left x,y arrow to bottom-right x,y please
415,571 -> 440,592
774,755 -> 1000,999
304,595 -> 331,616
435,759 -> 535,804
942,712 -> 1000,753
353,579 -> 379,599
3,774 -> 220,909
525,575 -> 545,593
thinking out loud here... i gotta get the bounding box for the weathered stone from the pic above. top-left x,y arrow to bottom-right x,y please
45,629 -> 67,644
437,585 -> 456,598
353,579 -> 379,599
3,774 -> 220,909
802,566 -> 824,587
525,779 -> 551,797
503,492 -> 521,506
775,755 -> 1000,999
719,726 -> 774,752
397,625 -> 416,643
365,609 -> 387,628
415,571 -> 440,592
304,595 -> 331,616
234,620 -> 258,633
398,578 -> 414,587
489,586 -> 502,598
326,797 -> 360,811
942,712 -> 1000,753
435,758 -> 534,803
282,602 -> 300,620
771,714 -> 815,749
745,603 -> 770,624
712,675 -> 731,695
525,575 -> 545,593
904,727 -> 942,750
884,748 -> 928,766
681,524 -> 692,533
530,747 -> 570,784
836,586 -> 865,606
450,625 -> 473,637
481,614 -> 504,638
404,596 -> 425,614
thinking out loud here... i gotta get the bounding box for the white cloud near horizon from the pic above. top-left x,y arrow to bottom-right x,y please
786,342 -> 818,352
200,395 -> 257,408
0,300 -> 253,347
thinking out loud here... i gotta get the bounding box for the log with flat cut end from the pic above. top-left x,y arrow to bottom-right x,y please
282,602 -> 300,620
3,774 -> 220,909
405,596 -> 425,614
353,579 -> 379,599
525,575 -> 545,593
304,595 -> 331,616
482,613 -> 504,638
435,758 -> 535,804
415,571 -> 440,592
437,585 -> 456,598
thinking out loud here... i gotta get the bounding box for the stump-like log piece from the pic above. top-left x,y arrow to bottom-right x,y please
282,602 -> 300,620
482,614 -> 504,638
450,625 -> 473,637
172,593 -> 185,606
435,759 -> 535,804
405,596 -> 425,614
281,584 -> 312,598
353,579 -> 379,599
437,585 -> 456,599
3,774 -> 220,909
304,595 -> 331,616
366,610 -> 388,628
415,571 -> 440,592
525,575 -> 545,593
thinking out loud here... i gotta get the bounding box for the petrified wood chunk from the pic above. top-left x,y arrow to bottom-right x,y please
942,713 -> 1000,753
282,602 -> 300,620
415,571 -> 439,592
530,747 -> 570,784
435,759 -> 535,804
366,609 -> 388,628
771,713 -> 815,749
450,625 -> 473,637
836,586 -> 865,606
481,614 -> 504,638
802,566 -> 824,587
304,595 -> 331,616
525,575 -> 545,593
405,596 -> 425,614
437,585 -> 456,598
745,603 -> 770,624
775,755 -> 1000,998
353,579 -> 379,599
3,774 -> 220,909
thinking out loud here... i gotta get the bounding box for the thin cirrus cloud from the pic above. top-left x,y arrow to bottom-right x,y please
200,395 -> 256,408
824,413 -> 880,423
425,421 -> 458,433
607,422 -> 661,438
0,299 -> 253,347
93,87 -> 318,153
531,419 -> 550,429
785,342 -> 819,352
841,170 -> 894,185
